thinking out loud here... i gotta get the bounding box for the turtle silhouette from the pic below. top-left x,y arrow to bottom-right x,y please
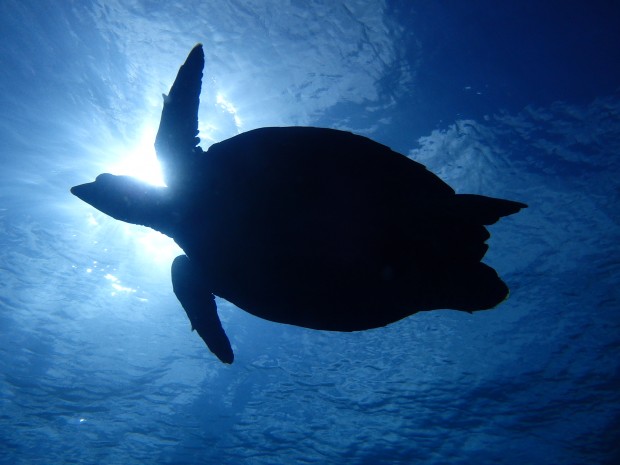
71,44 -> 526,363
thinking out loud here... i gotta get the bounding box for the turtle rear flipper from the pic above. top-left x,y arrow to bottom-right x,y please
171,255 -> 234,364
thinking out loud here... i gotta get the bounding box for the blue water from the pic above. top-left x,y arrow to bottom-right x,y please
1,1 -> 619,464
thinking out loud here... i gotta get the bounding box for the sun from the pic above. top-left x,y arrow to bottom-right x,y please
110,124 -> 166,186
91,123 -> 182,262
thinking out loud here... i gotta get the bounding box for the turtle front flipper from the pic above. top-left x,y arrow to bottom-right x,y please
171,255 -> 234,364
155,44 -> 204,189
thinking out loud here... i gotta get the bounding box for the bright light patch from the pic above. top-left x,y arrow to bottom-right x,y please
110,125 -> 166,186
216,93 -> 242,128
104,273 -> 136,293
134,228 -> 182,264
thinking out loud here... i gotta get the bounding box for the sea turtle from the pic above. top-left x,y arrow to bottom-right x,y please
71,44 -> 526,364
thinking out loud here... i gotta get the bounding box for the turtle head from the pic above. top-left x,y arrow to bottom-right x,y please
71,173 -> 173,234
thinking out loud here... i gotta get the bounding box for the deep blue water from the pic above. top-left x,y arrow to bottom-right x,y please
1,1 -> 619,464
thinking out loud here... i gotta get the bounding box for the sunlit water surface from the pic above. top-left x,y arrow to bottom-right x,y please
1,1 -> 619,464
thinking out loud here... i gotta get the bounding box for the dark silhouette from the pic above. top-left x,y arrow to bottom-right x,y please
71,44 -> 526,363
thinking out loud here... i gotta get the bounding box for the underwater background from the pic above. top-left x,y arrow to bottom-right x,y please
1,1 -> 619,464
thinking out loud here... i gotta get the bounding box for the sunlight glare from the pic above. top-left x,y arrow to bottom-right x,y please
77,121 -> 184,266
104,273 -> 136,294
216,92 -> 243,129
134,227 -> 182,264
110,124 -> 166,186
